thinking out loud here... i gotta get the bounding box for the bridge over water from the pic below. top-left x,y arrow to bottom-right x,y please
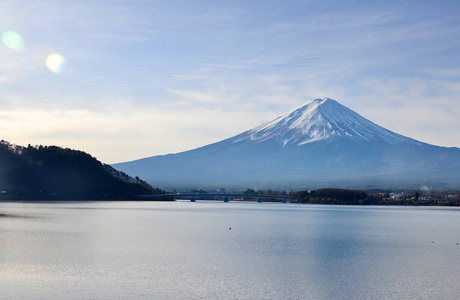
137,193 -> 299,203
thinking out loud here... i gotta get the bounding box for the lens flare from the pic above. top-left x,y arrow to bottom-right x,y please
2,30 -> 24,50
46,53 -> 67,73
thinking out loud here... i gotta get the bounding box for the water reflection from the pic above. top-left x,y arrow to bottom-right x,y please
1,202 -> 460,299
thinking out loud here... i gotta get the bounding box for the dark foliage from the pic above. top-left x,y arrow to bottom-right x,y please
242,189 -> 287,197
0,140 -> 164,200
289,188 -> 460,206
292,188 -> 368,204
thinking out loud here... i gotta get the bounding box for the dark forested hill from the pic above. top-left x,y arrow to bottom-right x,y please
0,140 -> 163,200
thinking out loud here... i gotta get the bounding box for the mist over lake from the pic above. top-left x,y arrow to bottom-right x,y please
2,201 -> 460,299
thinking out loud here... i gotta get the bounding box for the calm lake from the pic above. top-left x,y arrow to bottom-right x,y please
1,201 -> 460,299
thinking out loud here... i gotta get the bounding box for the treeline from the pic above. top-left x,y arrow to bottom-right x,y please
291,188 -> 369,204
238,187 -> 460,206
243,189 -> 288,197
241,188 -> 368,204
0,140 -> 164,200
287,188 -> 460,206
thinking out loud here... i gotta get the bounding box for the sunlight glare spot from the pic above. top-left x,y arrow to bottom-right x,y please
46,53 -> 67,73
2,31 -> 24,50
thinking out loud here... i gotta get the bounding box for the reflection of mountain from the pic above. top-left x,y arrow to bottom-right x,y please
0,141 -> 161,199
114,98 -> 460,190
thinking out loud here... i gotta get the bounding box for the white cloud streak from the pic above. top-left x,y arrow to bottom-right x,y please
1,0 -> 460,162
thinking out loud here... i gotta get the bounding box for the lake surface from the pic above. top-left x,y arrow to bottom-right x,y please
1,201 -> 460,299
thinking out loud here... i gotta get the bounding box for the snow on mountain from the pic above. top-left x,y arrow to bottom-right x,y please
234,98 -> 419,146
113,98 -> 460,190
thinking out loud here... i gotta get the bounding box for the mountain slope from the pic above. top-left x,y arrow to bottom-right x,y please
235,98 -> 419,146
0,140 -> 163,199
114,98 -> 460,190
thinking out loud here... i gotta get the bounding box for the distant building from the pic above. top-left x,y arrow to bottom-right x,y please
390,192 -> 406,201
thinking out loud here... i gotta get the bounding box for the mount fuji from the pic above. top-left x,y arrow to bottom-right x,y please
114,98 -> 460,190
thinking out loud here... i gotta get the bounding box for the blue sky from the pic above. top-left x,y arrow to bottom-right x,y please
1,0 -> 460,163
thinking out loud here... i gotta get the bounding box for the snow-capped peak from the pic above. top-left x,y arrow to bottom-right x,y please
235,98 -> 419,146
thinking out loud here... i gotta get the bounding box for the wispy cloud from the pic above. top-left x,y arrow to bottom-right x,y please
1,0 -> 460,162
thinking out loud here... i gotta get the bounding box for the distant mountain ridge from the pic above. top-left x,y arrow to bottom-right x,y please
114,98 -> 460,190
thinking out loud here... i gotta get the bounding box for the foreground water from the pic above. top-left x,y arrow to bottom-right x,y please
1,201 -> 460,299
